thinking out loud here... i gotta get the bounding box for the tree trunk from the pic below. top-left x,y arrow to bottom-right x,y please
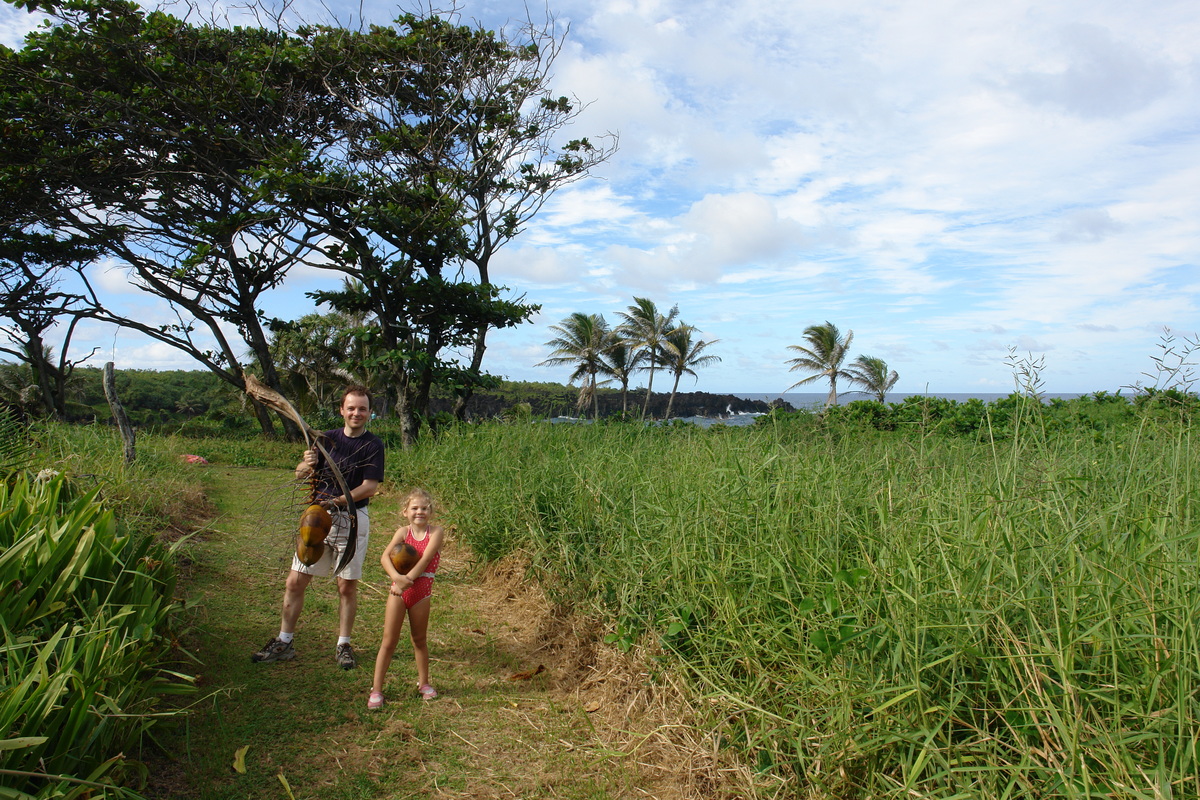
641,367 -> 657,419
452,324 -> 488,421
665,372 -> 682,419
21,329 -> 62,420
396,392 -> 419,449
250,396 -> 276,436
590,371 -> 600,420
244,331 -> 305,442
103,362 -> 135,464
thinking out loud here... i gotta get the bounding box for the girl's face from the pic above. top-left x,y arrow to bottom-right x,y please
405,496 -> 432,526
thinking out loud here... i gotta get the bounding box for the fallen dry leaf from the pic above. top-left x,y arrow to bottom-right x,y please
508,664 -> 546,681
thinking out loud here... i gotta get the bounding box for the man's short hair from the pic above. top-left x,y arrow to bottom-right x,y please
341,385 -> 372,408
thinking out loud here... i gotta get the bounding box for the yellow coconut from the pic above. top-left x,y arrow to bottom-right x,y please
296,535 -> 325,566
389,542 -> 420,574
298,503 -> 332,546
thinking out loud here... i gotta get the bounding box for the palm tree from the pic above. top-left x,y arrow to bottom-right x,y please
845,355 -> 899,402
598,333 -> 642,417
536,312 -> 611,419
660,324 -> 721,419
0,350 -> 89,420
616,297 -> 679,420
785,321 -> 854,408
0,361 -> 42,418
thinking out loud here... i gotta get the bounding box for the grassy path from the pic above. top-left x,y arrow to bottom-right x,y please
147,466 -> 678,800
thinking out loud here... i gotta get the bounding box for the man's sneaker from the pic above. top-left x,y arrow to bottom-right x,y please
251,637 -> 295,663
335,642 -> 356,670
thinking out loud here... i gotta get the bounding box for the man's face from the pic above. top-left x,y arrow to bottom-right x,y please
340,392 -> 370,434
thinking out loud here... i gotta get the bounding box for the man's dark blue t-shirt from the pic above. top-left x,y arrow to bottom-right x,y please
312,429 -> 385,507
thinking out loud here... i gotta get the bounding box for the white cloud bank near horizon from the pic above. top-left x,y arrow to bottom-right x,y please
5,0 -> 1198,396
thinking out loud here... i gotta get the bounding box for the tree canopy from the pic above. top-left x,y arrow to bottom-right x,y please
785,321 -> 854,408
845,354 -> 899,402
616,298 -> 680,420
536,312 -> 611,419
0,0 -> 614,443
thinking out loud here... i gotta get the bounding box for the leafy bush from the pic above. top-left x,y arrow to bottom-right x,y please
1134,386 -> 1200,418
0,475 -> 193,797
823,400 -> 895,430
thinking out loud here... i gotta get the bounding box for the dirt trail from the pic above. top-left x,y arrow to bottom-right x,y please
150,467 -> 733,800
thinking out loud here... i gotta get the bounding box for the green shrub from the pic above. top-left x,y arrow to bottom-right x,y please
0,474 -> 193,797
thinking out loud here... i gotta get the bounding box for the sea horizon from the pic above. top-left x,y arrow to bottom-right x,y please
733,391 -> 1090,411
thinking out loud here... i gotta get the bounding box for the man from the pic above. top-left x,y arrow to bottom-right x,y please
251,385 -> 385,669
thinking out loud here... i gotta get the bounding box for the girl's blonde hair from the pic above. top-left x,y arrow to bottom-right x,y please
402,487 -> 435,511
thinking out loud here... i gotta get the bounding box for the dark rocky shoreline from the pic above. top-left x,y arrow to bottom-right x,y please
434,387 -> 792,421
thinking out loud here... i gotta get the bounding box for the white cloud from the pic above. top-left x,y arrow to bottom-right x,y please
0,4 -> 43,48
491,245 -> 583,285
1008,24 -> 1174,118
90,259 -> 140,297
1055,208 -> 1124,243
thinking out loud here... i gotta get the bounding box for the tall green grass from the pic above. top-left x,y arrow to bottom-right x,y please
399,410 -> 1199,797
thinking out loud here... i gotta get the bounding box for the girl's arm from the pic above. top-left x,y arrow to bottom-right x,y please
379,528 -> 415,587
404,524 -> 445,582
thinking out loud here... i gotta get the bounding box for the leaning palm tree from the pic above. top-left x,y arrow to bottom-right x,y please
845,355 -> 899,402
784,321 -> 854,409
660,324 -> 721,419
598,333 -> 642,417
537,312 -> 611,419
616,298 -> 679,419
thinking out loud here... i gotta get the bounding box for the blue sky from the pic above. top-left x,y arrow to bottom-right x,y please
4,0 -> 1198,395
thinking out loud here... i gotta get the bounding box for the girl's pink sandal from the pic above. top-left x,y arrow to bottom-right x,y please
418,684 -> 438,700
367,690 -> 384,710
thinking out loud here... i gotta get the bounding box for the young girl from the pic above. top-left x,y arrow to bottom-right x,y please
368,489 -> 445,709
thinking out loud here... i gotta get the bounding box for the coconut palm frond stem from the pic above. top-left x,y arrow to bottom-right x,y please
244,375 -> 359,572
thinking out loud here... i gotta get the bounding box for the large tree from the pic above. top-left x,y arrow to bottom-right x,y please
290,13 -> 614,444
598,332 -> 641,417
2,1 -> 611,444
785,321 -> 854,408
0,0 -> 356,436
0,231 -> 98,418
616,298 -> 679,420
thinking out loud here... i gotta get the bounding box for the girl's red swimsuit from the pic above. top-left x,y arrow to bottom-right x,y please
400,526 -> 440,609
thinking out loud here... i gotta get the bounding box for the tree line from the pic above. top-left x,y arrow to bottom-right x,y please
538,297 -> 721,420
0,0 -> 615,446
538,310 -> 901,418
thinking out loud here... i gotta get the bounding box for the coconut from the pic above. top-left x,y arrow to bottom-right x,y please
296,536 -> 325,566
389,542 -> 420,574
298,503 -> 332,546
